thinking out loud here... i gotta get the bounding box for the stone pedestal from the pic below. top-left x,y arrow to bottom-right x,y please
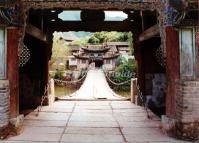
0,80 -> 9,129
0,80 -> 9,139
161,115 -> 178,137
130,78 -> 137,103
48,78 -> 55,106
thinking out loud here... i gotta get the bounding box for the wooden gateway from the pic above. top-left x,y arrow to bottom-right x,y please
0,0 -> 198,140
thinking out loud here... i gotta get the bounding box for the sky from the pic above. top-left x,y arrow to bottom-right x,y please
58,11 -> 127,21
105,11 -> 127,18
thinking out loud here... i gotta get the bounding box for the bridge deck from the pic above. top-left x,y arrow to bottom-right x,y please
62,69 -> 126,100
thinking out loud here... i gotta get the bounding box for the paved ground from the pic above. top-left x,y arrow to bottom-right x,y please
63,69 -> 125,100
2,100 -> 190,143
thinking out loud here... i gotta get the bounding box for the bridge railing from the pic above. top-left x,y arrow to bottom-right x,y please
104,70 -> 132,99
53,70 -> 88,97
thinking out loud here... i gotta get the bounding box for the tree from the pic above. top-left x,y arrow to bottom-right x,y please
87,31 -> 131,44
88,36 -> 100,44
71,31 -> 134,54
49,32 -> 70,69
70,37 -> 89,46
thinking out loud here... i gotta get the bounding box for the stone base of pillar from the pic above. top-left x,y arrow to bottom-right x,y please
161,115 -> 199,141
9,114 -> 24,132
0,115 -> 24,139
0,125 -> 10,139
0,80 -> 9,139
48,94 -> 55,106
162,80 -> 199,141
161,115 -> 178,137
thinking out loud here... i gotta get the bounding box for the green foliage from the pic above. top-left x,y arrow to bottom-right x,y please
128,32 -> 134,54
88,36 -> 100,44
71,32 -> 133,51
109,60 -> 136,91
54,69 -> 65,79
115,56 -> 128,66
70,37 -> 90,46
114,62 -> 135,82
87,32 -> 130,44
50,33 -> 70,68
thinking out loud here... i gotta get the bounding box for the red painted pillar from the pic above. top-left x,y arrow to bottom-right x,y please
165,26 -> 180,118
7,27 -> 20,118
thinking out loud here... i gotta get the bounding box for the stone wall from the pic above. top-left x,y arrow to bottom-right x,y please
0,80 -> 9,128
162,80 -> 199,140
175,80 -> 199,140
176,81 -> 199,122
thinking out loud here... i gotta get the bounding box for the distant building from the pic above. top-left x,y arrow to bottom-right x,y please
68,42 -> 130,70
59,33 -> 78,43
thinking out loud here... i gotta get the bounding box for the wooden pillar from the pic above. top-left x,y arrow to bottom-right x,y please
44,43 -> 49,97
165,26 -> 180,118
46,30 -> 54,105
134,33 -> 144,91
132,11 -> 144,92
7,27 -> 19,118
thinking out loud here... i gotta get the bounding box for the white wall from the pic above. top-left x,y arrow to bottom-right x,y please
69,57 -> 78,66
103,59 -> 115,70
0,28 -> 6,79
77,59 -> 88,69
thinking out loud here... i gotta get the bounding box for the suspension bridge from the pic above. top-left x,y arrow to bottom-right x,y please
57,69 -> 128,100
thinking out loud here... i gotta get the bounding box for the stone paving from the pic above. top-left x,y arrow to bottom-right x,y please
1,100 -> 191,143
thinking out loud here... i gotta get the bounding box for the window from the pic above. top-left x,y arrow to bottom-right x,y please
82,60 -> 86,64
0,28 -> 6,79
71,58 -> 76,61
98,53 -> 102,56
179,27 -> 196,78
106,60 -> 111,64
58,11 -> 81,21
105,11 -> 127,21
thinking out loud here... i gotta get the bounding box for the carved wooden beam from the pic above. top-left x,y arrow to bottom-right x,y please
48,21 -> 135,32
26,23 -> 47,42
21,1 -> 163,11
169,0 -> 198,11
139,24 -> 159,42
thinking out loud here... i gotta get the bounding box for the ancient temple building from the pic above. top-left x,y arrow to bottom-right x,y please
0,0 -> 198,140
68,42 -> 129,70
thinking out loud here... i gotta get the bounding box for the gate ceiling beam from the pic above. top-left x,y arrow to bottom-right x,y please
139,24 -> 159,42
26,23 -> 47,42
48,21 -> 135,32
